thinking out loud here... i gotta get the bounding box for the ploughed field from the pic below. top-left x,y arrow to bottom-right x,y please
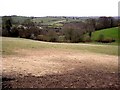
1,37 -> 119,88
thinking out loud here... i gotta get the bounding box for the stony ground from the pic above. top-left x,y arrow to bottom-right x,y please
2,49 -> 119,89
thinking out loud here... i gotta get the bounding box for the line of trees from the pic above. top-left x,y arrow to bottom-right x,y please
95,17 -> 118,30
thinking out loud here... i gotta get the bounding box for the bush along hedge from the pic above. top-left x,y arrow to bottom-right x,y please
96,34 -> 115,43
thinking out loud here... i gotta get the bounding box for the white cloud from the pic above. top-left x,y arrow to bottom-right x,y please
0,0 -> 119,16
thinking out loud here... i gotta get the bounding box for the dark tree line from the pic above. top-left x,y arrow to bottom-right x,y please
95,17 -> 118,30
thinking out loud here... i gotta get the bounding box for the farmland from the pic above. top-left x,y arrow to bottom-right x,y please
2,37 -> 119,88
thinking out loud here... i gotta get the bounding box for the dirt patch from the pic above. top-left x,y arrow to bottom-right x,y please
2,49 -> 119,88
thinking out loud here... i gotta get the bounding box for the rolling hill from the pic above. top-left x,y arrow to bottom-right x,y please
91,27 -> 119,42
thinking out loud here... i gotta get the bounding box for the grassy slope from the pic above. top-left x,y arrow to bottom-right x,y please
1,37 -> 118,56
91,27 -> 119,42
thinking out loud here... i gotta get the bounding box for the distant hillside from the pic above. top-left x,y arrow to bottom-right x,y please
91,27 -> 119,42
32,17 -> 65,25
11,16 -> 31,24
31,16 -> 95,25
32,16 -> 119,26
2,16 -> 118,27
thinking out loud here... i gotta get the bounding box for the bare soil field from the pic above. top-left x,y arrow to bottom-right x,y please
2,48 -> 119,89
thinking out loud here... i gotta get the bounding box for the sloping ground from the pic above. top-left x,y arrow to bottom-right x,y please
2,37 -> 118,56
1,37 -> 119,88
2,49 -> 119,88
91,27 -> 119,41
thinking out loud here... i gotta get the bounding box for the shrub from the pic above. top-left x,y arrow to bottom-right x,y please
18,26 -> 41,39
36,35 -> 47,41
18,28 -> 26,38
96,36 -> 115,43
30,33 -> 36,40
71,31 -> 81,43
101,38 -> 115,43
64,28 -> 73,41
47,30 -> 58,42
97,34 -> 104,42
11,26 -> 19,37
63,28 -> 84,43
82,35 -> 91,43
2,29 -> 10,36
47,36 -> 57,42
58,36 -> 65,42
112,39 -> 115,42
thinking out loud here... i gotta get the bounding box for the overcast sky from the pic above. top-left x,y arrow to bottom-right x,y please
0,0 -> 119,17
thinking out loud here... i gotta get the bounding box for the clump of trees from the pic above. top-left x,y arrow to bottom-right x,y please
62,22 -> 87,42
95,17 -> 118,30
2,16 -> 12,36
2,17 -> 41,39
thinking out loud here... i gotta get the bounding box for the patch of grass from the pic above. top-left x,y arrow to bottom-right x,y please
83,41 -> 118,46
91,27 -> 119,42
1,37 -> 118,56
2,37 -> 49,55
